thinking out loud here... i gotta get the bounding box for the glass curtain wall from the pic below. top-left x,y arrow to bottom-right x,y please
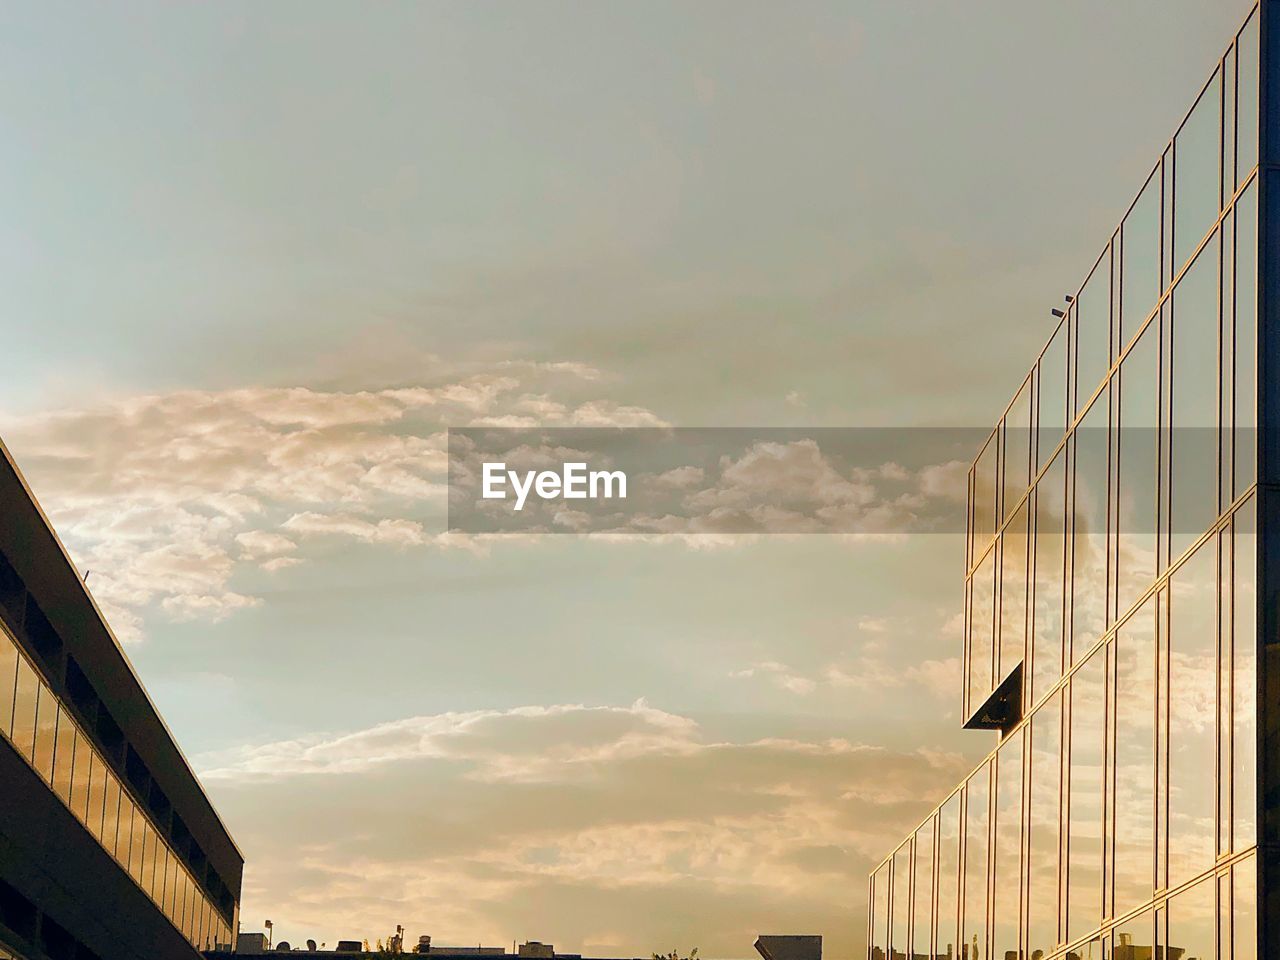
874,6 -> 1260,959
0,622 -> 233,951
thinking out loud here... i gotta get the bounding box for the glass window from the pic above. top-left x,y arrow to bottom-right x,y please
1170,236 -> 1221,560
1122,168 -> 1162,349
1236,10 -> 1259,187
0,630 -> 16,737
117,795 -> 135,869
892,844 -> 910,960
1114,598 -> 1156,916
1039,324 -> 1068,469
872,862 -> 889,960
913,818 -> 934,960
51,705 -> 76,803
1174,69 -> 1223,272
86,751 -> 108,841
195,899 -> 207,950
129,802 -> 147,883
937,794 -> 961,960
101,771 -> 121,860
31,682 -> 57,783
11,656 -> 38,760
1033,451 -> 1067,700
179,871 -> 193,939
1117,320 -> 1160,615
1000,501 -> 1029,680
1168,538 -> 1218,888
139,821 -> 158,897
1233,496 -> 1256,850
973,431 -> 999,559
164,848 -> 179,916
1235,855 -> 1257,960
1005,378 -> 1033,523
992,731 -> 1023,960
1072,394 -> 1110,663
1067,649 -> 1105,943
1076,253 -> 1112,415
1167,874 -> 1215,960
1234,180 -> 1258,497
962,765 -> 989,960
1027,694 -> 1060,959
70,731 -> 93,822
969,548 -> 996,715
1113,910 -> 1153,960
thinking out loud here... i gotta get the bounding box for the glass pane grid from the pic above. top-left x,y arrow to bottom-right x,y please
0,620 -> 231,950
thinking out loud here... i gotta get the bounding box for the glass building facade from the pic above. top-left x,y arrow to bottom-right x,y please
868,3 -> 1280,958
0,620 -> 234,953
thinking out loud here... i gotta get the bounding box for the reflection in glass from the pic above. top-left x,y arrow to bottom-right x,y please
1234,497 -> 1256,849
0,632 -> 16,736
32,682 -> 57,782
1168,539 -> 1217,888
102,772 -> 121,860
1033,451 -> 1067,700
872,862 -> 889,960
913,819 -> 934,960
1112,910 -> 1153,960
1167,875 -> 1215,960
1235,855 -> 1257,960
1027,694 -> 1060,958
1173,69 -> 1222,272
1113,599 -> 1156,916
991,731 -> 1022,960
128,802 -> 146,881
1076,255 -> 1111,415
1117,321 -> 1159,615
71,732 -> 92,822
1072,396 -> 1109,663
11,657 -> 38,760
1237,9 -> 1259,186
892,844 -> 910,960
969,549 -> 995,715
1005,380 -> 1032,523
963,766 -> 989,960
1067,650 -> 1104,943
1039,325 -> 1068,469
51,705 -> 76,803
973,433 -> 998,558
140,821 -> 157,897
1235,181 -> 1258,497
1170,236 -> 1220,560
937,795 -> 960,960
118,796 -> 134,869
1122,168 -> 1161,349
1000,502 -> 1029,681
86,751 -> 108,842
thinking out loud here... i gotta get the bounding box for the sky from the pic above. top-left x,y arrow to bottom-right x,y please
0,1 -> 1258,956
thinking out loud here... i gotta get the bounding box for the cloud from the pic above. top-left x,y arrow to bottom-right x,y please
0,365 -> 667,641
730,609 -> 964,706
200,701 -> 969,958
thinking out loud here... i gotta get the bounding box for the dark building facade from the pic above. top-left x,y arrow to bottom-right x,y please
869,2 -> 1280,959
0,439 -> 242,960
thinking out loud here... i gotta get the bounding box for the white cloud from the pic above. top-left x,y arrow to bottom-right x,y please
0,364 -> 666,641
204,701 -> 970,959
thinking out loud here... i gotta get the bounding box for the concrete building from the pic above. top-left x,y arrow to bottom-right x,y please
0,436 -> 242,959
870,2 -> 1273,958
